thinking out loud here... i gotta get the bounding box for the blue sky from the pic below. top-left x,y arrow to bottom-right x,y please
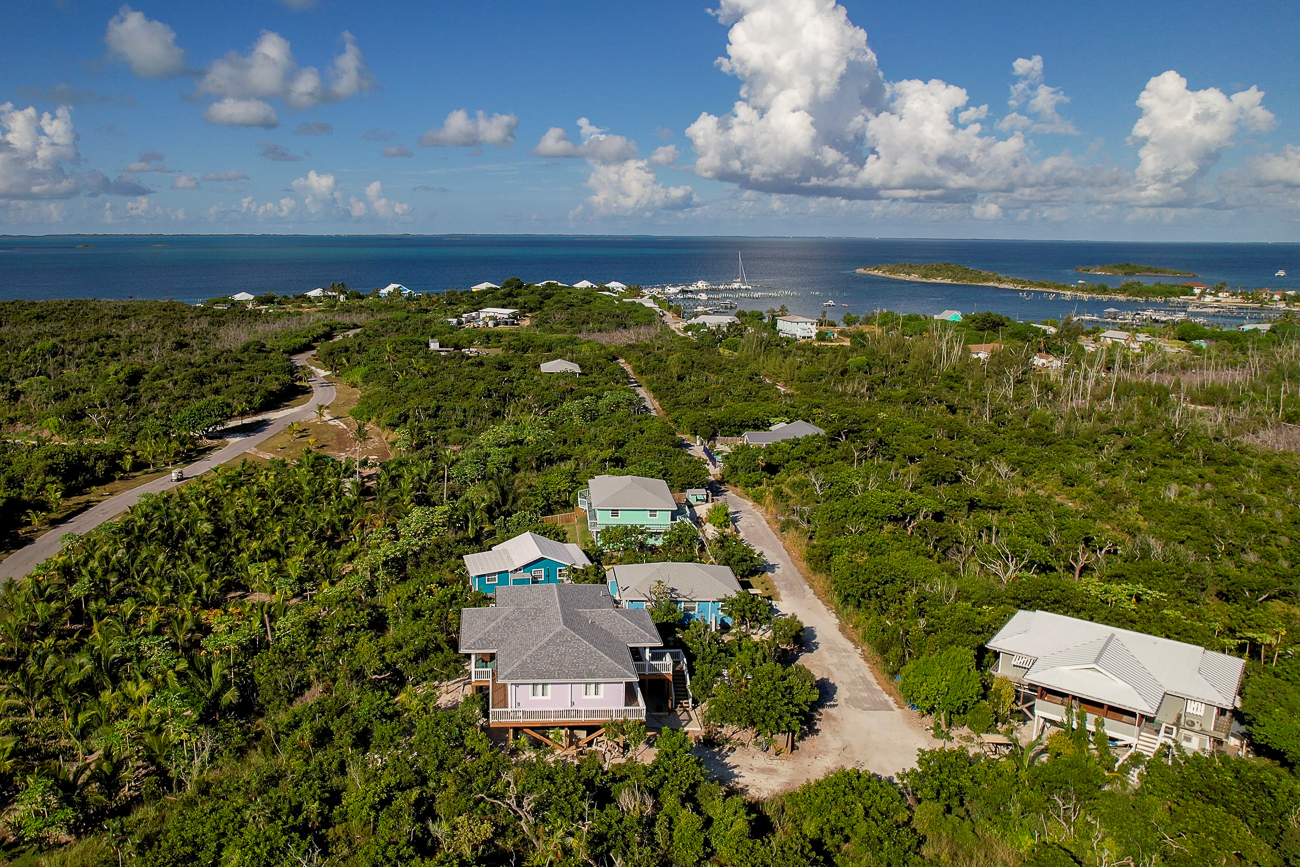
2,0 -> 1299,239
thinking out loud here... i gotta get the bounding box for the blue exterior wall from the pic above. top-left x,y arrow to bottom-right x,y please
470,556 -> 572,595
612,587 -> 731,627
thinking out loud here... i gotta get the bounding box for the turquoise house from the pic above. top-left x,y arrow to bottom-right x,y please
579,475 -> 686,540
607,562 -> 743,630
463,531 -> 591,595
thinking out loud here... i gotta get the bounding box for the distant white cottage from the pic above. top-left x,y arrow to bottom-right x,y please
230,292 -> 255,302
380,283 -> 412,297
689,314 -> 739,329
742,420 -> 825,446
776,315 -> 817,340
605,281 -> 628,290
573,280 -> 597,289
471,281 -> 499,291
540,359 -> 581,374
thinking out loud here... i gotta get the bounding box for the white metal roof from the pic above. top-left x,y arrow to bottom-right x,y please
462,531 -> 591,577
987,610 -> 1245,714
471,281 -> 499,291
586,475 -> 676,511
689,314 -> 739,326
540,359 -> 581,373
230,292 -> 255,301
477,307 -> 518,316
573,280 -> 596,288
777,315 -> 816,323
536,279 -> 568,286
605,281 -> 627,289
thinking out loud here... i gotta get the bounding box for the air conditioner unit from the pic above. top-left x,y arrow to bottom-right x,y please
1184,718 -> 1200,730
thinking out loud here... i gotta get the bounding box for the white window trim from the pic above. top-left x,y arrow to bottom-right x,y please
583,683 -> 603,698
530,683 -> 550,699
609,509 -> 621,518
557,567 -> 569,579
647,509 -> 659,519
680,601 -> 698,614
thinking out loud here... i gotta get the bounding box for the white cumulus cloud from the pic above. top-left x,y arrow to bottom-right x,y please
649,145 -> 679,166
580,159 -> 698,217
171,174 -> 199,189
419,109 -> 518,148
999,55 -> 1076,135
0,103 -> 81,200
205,98 -> 279,128
198,30 -> 374,123
1127,70 -> 1275,205
203,170 -> 248,182
104,6 -> 187,80
1244,145 -> 1300,187
291,169 -> 340,213
363,180 -> 411,219
533,119 -> 637,163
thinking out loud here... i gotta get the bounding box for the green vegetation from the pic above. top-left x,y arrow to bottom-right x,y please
1076,262 -> 1198,277
0,300 -> 359,540
859,262 -> 1194,298
6,288 -> 1300,865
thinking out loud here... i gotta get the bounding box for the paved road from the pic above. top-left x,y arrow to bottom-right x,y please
703,492 -> 938,793
615,358 -> 666,418
0,351 -> 336,583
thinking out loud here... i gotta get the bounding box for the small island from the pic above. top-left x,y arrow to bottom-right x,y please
856,262 -> 1195,299
1075,263 -> 1198,277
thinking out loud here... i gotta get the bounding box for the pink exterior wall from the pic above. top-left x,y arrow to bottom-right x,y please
508,681 -> 628,709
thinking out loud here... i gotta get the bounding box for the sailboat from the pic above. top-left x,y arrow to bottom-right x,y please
731,252 -> 752,290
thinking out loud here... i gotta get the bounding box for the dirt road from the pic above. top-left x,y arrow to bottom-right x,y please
697,492 -> 939,796
0,351 -> 336,583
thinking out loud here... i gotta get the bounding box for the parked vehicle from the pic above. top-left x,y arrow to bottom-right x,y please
170,469 -> 184,482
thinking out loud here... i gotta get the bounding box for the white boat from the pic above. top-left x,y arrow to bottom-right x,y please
697,293 -> 709,300
1277,270 -> 1288,277
731,252 -> 752,291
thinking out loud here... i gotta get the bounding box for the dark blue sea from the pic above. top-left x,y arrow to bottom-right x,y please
2,235 -> 1298,323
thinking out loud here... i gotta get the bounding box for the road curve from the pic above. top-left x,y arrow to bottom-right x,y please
0,350 -> 336,583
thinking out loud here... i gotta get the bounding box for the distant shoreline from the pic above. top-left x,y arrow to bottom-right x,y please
854,267 -> 1150,303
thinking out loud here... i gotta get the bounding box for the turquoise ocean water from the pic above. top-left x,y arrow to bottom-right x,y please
1,235 -> 1298,323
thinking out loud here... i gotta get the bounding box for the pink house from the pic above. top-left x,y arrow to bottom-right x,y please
460,584 -> 669,735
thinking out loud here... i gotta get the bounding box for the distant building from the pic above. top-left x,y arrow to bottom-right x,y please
933,310 -> 963,322
537,279 -> 568,287
776,315 -> 818,340
607,562 -> 742,629
540,359 -> 581,374
968,342 -> 1003,359
471,281 -> 499,291
988,609 -> 1245,756
742,420 -> 825,446
573,280 -> 597,289
380,283 -> 412,297
1028,322 -> 1058,335
1099,330 -> 1139,349
463,531 -> 591,595
1183,282 -> 1209,291
605,281 -> 628,290
1031,353 -> 1063,369
474,307 -> 519,327
230,291 -> 255,302
688,314 -> 739,329
1240,323 -> 1272,332
305,287 -> 338,298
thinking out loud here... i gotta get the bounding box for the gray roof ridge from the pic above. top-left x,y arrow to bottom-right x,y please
559,605 -> 634,672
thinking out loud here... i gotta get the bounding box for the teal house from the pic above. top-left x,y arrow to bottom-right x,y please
579,475 -> 686,540
462,531 -> 592,595
607,562 -> 743,630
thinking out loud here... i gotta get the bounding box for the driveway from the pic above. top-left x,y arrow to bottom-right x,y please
697,491 -> 939,795
0,350 -> 336,583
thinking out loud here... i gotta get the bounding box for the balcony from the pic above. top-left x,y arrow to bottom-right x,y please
489,706 -> 646,724
635,648 -> 686,676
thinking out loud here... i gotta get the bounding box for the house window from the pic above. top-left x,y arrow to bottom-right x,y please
648,510 -> 659,519
1011,654 -> 1036,669
680,602 -> 698,614
1185,699 -> 1205,717
530,684 -> 550,699
583,683 -> 603,698
557,567 -> 569,580
609,509 -> 621,518
531,568 -> 546,583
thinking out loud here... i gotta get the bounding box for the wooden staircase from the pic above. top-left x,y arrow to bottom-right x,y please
672,664 -> 693,709
1133,728 -> 1162,758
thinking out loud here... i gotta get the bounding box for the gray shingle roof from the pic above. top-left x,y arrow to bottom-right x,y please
459,584 -> 661,681
608,561 -> 742,603
586,475 -> 676,510
462,531 -> 591,577
742,420 -> 826,446
988,610 -> 1245,714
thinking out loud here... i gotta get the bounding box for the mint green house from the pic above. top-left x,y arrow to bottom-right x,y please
579,475 -> 686,540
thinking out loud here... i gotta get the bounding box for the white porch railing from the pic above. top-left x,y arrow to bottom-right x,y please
636,659 -> 674,675
471,667 -> 493,682
489,706 -> 646,724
